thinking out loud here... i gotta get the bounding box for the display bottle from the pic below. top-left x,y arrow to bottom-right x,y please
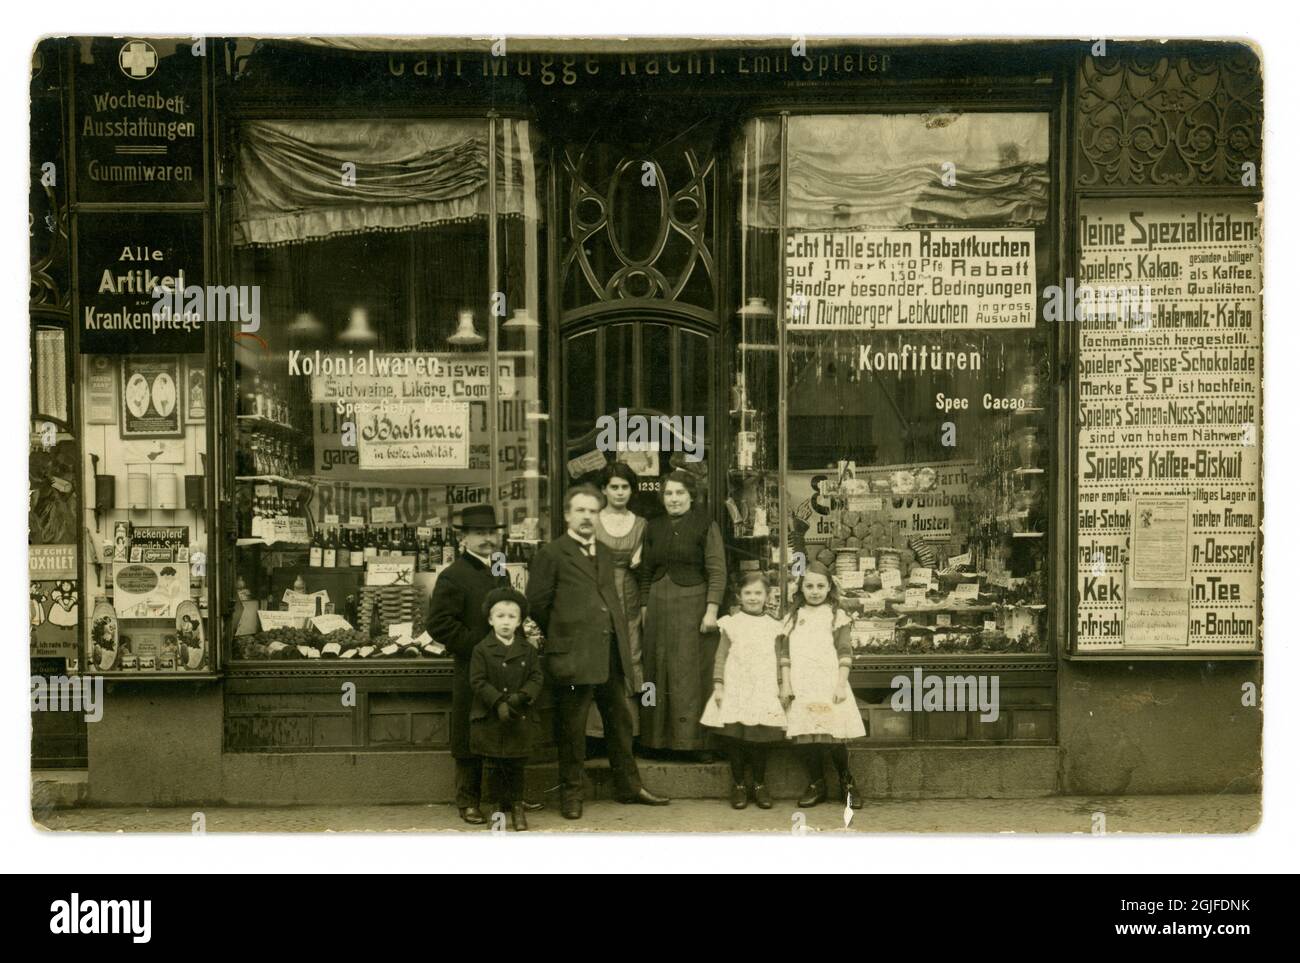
402,526 -> 417,558
309,528 -> 323,567
441,529 -> 456,565
363,526 -> 378,560
322,527 -> 338,569
428,530 -> 442,568
348,528 -> 364,568
253,373 -> 266,420
375,527 -> 389,557
416,532 -> 429,572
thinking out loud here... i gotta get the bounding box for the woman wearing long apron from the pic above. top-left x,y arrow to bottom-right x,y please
639,470 -> 726,756
587,462 -> 647,738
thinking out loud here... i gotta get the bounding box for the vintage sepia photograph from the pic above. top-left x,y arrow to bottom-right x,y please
25,30 -> 1265,846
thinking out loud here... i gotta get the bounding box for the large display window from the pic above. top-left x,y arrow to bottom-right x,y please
226,117 -> 548,663
729,111 -> 1056,657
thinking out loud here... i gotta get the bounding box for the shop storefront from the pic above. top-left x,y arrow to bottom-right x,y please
29,37 -> 1263,803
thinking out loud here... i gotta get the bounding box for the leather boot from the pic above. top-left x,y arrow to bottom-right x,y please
797,779 -> 827,808
752,783 -> 773,809
510,803 -> 528,831
730,783 -> 748,809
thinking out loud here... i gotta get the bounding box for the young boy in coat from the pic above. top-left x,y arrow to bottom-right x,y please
469,587 -> 544,831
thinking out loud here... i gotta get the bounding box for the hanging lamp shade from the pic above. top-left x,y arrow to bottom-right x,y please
289,311 -> 324,337
338,306 -> 377,344
736,296 -> 774,319
502,307 -> 540,329
448,309 -> 484,345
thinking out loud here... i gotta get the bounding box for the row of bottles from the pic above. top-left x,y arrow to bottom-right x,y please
248,492 -> 297,541
305,526 -> 542,571
237,432 -> 300,478
240,371 -> 300,430
308,525 -> 458,571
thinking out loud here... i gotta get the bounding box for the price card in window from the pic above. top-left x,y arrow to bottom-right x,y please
270,516 -> 309,543
366,558 -> 415,586
880,569 -> 902,590
417,526 -> 432,539
859,556 -> 877,571
258,610 -> 306,632
984,620 -> 998,632
325,514 -> 340,526
371,506 -> 397,525
349,516 -> 365,528
936,613 -> 952,627
954,582 -> 980,600
839,570 -> 865,590
904,587 -> 928,606
311,614 -> 353,633
909,567 -> 933,585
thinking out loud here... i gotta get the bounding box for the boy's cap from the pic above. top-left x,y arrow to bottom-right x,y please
482,587 -> 529,619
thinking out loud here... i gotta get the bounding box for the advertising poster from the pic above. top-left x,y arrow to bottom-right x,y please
354,402 -> 470,470
785,229 -> 1036,330
120,355 -> 183,437
1075,199 -> 1260,652
112,561 -> 188,618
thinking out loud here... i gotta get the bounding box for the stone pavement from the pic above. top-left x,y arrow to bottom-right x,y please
33,794 -> 1261,834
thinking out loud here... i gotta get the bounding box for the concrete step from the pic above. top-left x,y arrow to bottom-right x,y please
31,769 -> 89,813
524,745 -> 1060,801
101,746 -> 1059,806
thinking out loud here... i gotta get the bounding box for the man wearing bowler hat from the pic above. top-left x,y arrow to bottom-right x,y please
527,484 -> 670,819
426,504 -> 543,824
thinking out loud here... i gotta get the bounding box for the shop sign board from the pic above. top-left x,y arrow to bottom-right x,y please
76,211 -> 205,354
73,37 -> 205,204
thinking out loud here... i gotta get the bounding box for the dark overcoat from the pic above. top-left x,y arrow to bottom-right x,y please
468,632 -> 544,758
525,534 -> 634,690
424,553 -> 509,758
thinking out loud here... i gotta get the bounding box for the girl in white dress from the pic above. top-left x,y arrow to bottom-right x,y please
779,561 -> 865,809
701,572 -> 786,809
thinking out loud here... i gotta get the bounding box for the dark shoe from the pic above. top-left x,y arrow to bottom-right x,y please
561,799 -> 583,820
522,800 -> 545,812
694,750 -> 719,764
620,787 -> 671,806
797,779 -> 827,808
841,774 -> 864,810
458,806 -> 486,825
752,783 -> 773,809
510,803 -> 529,831
730,783 -> 748,810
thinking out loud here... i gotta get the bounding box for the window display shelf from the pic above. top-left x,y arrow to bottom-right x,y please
236,475 -> 315,488
237,414 -> 305,435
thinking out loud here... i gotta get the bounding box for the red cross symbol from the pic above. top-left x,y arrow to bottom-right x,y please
119,41 -> 157,79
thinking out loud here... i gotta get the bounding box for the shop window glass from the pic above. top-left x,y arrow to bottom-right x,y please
80,351 -> 212,674
725,118 -> 783,590
784,112 -> 1052,656
732,112 -> 1053,653
228,118 -> 547,662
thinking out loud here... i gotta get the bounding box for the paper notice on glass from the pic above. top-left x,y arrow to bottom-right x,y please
1125,588 -> 1190,648
1131,496 -> 1191,588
